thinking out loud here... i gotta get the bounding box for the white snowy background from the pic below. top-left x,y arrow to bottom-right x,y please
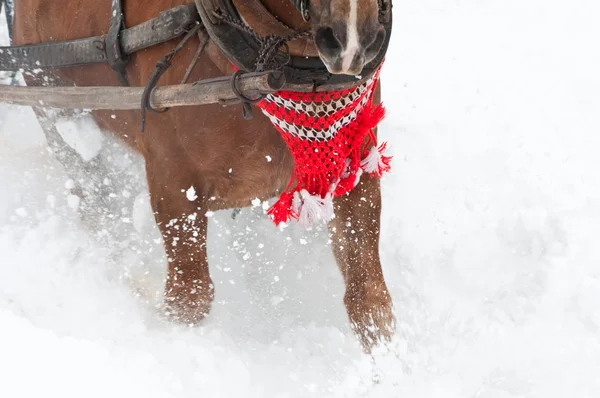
2,0 -> 600,396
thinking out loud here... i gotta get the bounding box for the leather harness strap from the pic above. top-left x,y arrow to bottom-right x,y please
231,0 -> 318,58
140,23 -> 204,131
0,4 -> 200,72
106,0 -> 130,86
232,0 -> 295,39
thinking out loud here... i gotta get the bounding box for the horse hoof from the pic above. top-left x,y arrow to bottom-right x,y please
354,306 -> 396,353
345,284 -> 396,353
163,281 -> 215,325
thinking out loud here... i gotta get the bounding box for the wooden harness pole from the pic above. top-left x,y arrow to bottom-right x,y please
0,71 -> 285,110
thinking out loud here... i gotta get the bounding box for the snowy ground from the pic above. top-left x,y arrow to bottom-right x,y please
2,1 -> 600,397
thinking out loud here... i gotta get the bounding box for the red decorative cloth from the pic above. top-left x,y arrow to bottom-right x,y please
257,66 -> 391,227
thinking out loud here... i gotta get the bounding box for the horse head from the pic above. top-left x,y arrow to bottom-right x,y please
303,0 -> 387,75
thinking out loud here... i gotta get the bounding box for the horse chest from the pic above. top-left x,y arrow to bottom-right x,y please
196,130 -> 296,208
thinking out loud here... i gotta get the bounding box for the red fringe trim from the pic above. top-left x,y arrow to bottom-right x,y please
363,103 -> 387,133
334,173 -> 358,196
267,191 -> 296,226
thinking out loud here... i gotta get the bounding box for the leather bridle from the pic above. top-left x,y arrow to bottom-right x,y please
195,0 -> 393,89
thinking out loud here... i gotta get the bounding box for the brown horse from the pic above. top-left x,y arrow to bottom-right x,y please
13,0 -> 395,351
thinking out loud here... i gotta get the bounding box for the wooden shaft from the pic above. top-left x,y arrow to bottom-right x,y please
0,71 -> 285,110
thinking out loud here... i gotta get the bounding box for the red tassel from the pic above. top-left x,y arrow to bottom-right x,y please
334,169 -> 363,196
267,191 -> 296,226
376,142 -> 392,175
360,103 -> 386,132
334,175 -> 355,196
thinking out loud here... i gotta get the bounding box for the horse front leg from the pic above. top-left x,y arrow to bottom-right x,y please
145,159 -> 214,324
329,175 -> 395,352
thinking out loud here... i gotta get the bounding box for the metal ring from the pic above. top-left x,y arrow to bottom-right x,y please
300,0 -> 310,22
230,70 -> 264,104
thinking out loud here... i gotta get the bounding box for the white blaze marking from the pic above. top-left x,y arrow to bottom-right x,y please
341,0 -> 359,72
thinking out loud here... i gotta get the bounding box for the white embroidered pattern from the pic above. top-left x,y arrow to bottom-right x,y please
259,74 -> 378,141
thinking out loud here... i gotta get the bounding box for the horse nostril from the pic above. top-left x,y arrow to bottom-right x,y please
315,27 -> 342,56
364,27 -> 386,61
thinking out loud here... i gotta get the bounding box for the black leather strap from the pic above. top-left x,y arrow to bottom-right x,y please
140,23 -> 202,131
106,0 -> 130,86
0,4 -> 200,72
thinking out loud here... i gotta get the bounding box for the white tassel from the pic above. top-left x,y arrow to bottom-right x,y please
292,190 -> 303,216
360,143 -> 392,176
294,189 -> 335,228
360,145 -> 383,174
322,193 -> 335,221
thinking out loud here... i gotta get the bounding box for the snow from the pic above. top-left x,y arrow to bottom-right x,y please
186,186 -> 198,202
54,114 -> 105,161
2,1 -> 600,396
